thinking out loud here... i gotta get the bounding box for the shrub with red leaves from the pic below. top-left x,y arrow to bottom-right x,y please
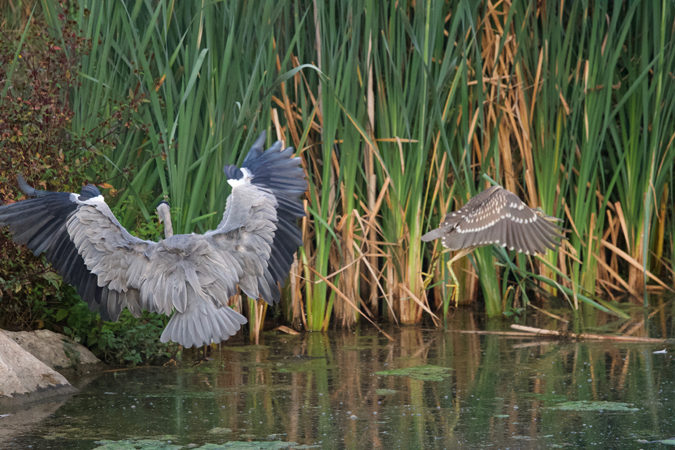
0,12 -> 135,331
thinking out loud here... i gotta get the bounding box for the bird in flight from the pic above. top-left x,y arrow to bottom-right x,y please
422,185 -> 565,306
0,131 -> 306,348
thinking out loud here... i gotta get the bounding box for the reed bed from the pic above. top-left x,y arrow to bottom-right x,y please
5,0 -> 675,332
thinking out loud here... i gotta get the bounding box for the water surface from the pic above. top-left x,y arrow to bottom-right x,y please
3,309 -> 675,449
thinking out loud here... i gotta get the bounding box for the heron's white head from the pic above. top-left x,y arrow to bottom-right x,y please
227,167 -> 254,188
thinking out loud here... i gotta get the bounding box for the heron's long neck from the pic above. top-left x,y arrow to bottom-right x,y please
158,205 -> 174,238
163,217 -> 174,238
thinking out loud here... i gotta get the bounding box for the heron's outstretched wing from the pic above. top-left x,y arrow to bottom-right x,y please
0,179 -> 154,320
423,185 -> 564,254
203,178 -> 278,300
222,131 -> 306,305
149,150 -> 290,348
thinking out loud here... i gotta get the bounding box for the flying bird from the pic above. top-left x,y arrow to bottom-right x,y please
422,185 -> 565,305
0,131 -> 306,348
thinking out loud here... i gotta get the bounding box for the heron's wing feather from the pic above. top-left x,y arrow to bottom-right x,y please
245,143 -> 305,303
452,188 -> 564,254
458,185 -> 504,212
0,183 -> 153,320
431,186 -> 564,254
429,186 -> 503,248
498,191 -> 565,254
72,192 -> 249,322
222,131 -> 306,305
422,186 -> 502,242
205,182 -> 279,303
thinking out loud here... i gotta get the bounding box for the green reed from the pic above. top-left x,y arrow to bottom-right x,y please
4,0 -> 674,333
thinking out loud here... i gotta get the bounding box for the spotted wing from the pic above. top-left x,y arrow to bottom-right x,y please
421,185 -> 502,243
423,185 -> 564,255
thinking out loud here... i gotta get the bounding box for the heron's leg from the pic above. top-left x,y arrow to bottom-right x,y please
190,344 -> 212,367
164,345 -> 183,367
421,270 -> 434,290
421,249 -> 451,290
421,253 -> 441,290
446,258 -> 460,308
446,248 -> 472,307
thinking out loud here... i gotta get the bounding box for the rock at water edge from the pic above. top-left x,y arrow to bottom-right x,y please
2,329 -> 101,370
0,332 -> 76,406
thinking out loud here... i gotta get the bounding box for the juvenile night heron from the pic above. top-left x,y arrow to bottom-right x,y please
0,131 -> 306,348
421,185 -> 565,305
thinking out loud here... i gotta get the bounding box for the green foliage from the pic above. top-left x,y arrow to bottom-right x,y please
502,307 -> 525,320
0,238 -> 74,330
109,195 -> 166,242
70,307 -> 173,367
65,0 -> 675,326
37,284 -> 174,367
0,7 -> 173,366
0,14 -> 104,196
0,11 -> 101,330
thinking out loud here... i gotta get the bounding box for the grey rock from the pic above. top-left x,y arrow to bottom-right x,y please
0,332 -> 76,406
1,329 -> 100,370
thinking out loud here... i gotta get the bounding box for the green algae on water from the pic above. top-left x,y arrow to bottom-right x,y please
376,389 -> 397,395
93,439 -> 314,449
343,345 -> 377,351
143,391 -> 218,399
199,442 -> 314,449
277,358 -> 334,373
521,392 -> 568,403
548,401 -> 639,412
375,364 -> 452,381
224,345 -> 271,353
222,384 -> 293,393
207,427 -> 233,435
93,439 -> 182,450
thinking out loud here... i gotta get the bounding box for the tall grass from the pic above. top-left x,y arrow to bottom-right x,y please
5,0 -> 674,334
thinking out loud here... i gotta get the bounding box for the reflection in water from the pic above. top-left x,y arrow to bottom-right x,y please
0,401 -> 70,444
3,309 -> 675,449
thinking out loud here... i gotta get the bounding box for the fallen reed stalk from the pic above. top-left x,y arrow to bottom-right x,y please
510,325 -> 671,343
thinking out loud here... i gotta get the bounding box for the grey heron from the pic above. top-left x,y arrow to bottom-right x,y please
421,185 -> 565,305
0,131 -> 306,348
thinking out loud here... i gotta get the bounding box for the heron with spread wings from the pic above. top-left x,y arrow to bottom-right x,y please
422,185 -> 565,306
0,131 -> 306,348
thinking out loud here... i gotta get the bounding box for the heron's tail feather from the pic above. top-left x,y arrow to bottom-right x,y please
160,293 -> 247,348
